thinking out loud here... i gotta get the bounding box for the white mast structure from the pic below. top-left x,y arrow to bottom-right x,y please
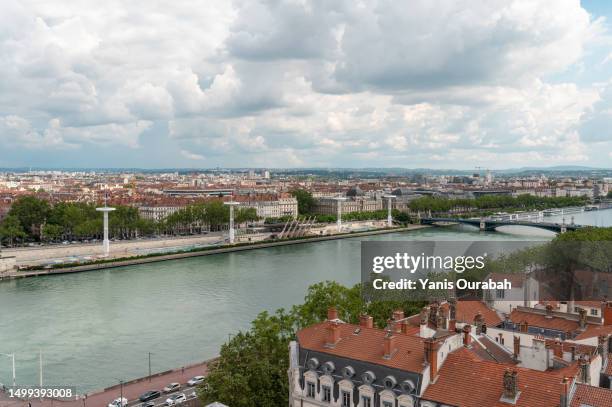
96,191 -> 115,256
224,201 -> 240,244
334,197 -> 347,232
383,195 -> 395,227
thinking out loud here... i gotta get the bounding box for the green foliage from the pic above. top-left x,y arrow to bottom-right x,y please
198,310 -> 294,407
8,195 -> 51,236
162,200 -> 259,234
408,194 -> 588,214
290,189 -> 315,215
1,196 -> 158,245
607,191 -> 612,198
198,281 -> 426,405
0,215 -> 27,245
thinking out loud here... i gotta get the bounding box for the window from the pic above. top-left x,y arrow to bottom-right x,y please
496,289 -> 505,299
590,309 -> 598,316
574,306 -> 580,313
383,402 -> 393,407
342,391 -> 351,407
361,396 -> 371,407
322,386 -> 331,403
306,382 -> 315,398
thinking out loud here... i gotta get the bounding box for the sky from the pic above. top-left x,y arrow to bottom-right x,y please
0,0 -> 611,169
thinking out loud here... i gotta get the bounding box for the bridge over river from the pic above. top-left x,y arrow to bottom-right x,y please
420,217 -> 585,233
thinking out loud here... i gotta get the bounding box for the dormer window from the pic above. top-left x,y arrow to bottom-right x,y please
306,381 -> 315,398
342,390 -> 351,407
322,385 -> 331,403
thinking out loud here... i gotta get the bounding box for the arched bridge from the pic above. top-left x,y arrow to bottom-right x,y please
420,217 -> 584,233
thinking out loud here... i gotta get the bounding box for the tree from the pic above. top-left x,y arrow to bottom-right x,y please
42,223 -> 63,242
608,191 -> 612,198
198,310 -> 294,407
198,281 -> 426,405
0,215 -> 27,246
8,196 -> 50,238
290,189 -> 315,215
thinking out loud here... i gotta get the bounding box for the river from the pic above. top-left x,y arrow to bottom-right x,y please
0,210 -> 610,391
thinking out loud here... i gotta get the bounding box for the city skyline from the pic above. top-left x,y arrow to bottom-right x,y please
0,0 -> 611,169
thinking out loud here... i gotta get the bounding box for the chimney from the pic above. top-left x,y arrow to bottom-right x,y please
429,302 -> 439,324
383,331 -> 397,359
570,345 -> 576,361
474,312 -> 484,335
393,309 -> 405,321
513,336 -> 520,361
579,354 -> 590,383
603,301 -> 612,326
578,308 -> 587,330
553,340 -> 563,358
559,377 -> 570,407
327,307 -> 338,321
545,303 -> 554,319
462,325 -> 472,347
359,314 -> 373,329
598,335 -> 608,361
325,322 -> 341,348
424,338 -> 440,382
420,306 -> 432,338
437,308 -> 448,330
501,369 -> 519,403
401,320 -> 411,334
448,299 -> 457,331
449,298 -> 457,320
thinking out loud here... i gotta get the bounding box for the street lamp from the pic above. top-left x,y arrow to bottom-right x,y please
96,192 -> 115,257
148,352 -> 153,382
223,201 -> 240,244
333,197 -> 347,232
0,352 -> 15,387
383,195 -> 396,227
113,379 -> 124,406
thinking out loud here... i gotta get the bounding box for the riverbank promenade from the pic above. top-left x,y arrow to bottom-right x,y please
0,360 -> 210,407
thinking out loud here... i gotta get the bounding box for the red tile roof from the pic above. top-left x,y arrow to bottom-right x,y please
473,335 -> 517,365
510,310 -> 579,332
446,300 -> 503,326
570,383 -> 612,407
296,321 -> 428,373
423,347 -> 575,407
606,354 -> 612,377
574,323 -> 612,340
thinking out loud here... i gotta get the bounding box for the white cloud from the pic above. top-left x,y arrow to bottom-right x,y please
0,0 -> 610,167
180,150 -> 205,160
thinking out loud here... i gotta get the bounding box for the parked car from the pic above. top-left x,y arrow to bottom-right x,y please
187,375 -> 205,386
164,393 -> 187,406
139,390 -> 161,402
141,402 -> 156,407
108,397 -> 128,407
162,383 -> 180,393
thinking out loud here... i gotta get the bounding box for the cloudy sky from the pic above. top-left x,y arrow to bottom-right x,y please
1,0 -> 611,169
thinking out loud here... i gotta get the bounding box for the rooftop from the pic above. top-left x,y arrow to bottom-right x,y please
423,347 -> 577,407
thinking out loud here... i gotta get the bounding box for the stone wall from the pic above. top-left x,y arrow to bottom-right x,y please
0,256 -> 16,274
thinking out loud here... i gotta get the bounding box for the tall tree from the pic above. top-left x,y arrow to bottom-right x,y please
290,189 -> 315,215
0,215 -> 27,246
8,196 -> 50,238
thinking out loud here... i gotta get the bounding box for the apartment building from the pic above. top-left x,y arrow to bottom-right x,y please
289,300 -> 612,407
237,194 -> 298,219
